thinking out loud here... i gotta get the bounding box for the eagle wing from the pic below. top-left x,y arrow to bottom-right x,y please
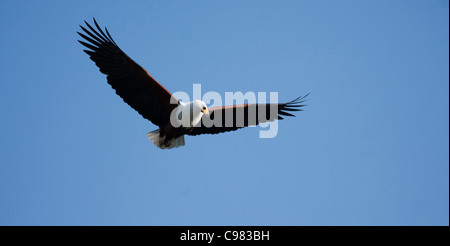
188,95 -> 308,136
77,18 -> 178,127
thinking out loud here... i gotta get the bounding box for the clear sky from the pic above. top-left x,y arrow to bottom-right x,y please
0,0 -> 448,226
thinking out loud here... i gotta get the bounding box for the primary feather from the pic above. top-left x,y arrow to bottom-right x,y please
78,18 -> 308,149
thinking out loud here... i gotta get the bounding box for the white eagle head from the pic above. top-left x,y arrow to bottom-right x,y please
176,100 -> 209,128
192,100 -> 209,116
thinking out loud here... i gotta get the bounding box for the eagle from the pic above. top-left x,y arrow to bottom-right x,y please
78,18 -> 308,149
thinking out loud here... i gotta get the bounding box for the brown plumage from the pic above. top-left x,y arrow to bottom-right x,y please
188,95 -> 308,136
78,18 -> 307,149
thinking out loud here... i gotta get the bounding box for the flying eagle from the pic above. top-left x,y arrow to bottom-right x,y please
78,18 -> 307,149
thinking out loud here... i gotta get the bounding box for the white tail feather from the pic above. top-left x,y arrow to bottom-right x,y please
146,129 -> 185,149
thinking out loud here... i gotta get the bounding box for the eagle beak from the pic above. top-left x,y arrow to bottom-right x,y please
202,108 -> 209,114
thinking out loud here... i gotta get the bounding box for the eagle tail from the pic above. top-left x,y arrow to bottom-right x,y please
146,129 -> 185,149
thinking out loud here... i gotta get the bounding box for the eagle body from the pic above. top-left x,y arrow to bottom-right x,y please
78,18 -> 307,149
147,100 -> 208,149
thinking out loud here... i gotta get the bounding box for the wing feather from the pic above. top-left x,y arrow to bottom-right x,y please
188,94 -> 308,136
78,18 -> 178,127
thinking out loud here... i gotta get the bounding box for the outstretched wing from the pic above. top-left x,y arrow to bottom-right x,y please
77,18 -> 178,127
188,95 -> 308,136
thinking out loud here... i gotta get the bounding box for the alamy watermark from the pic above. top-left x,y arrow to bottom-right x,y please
170,84 -> 281,138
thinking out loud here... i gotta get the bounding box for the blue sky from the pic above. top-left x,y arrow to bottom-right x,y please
0,0 -> 448,225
